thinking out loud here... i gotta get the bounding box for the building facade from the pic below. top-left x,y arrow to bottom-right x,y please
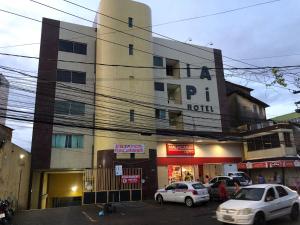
0,73 -> 9,125
31,0 -> 272,208
0,124 -> 31,210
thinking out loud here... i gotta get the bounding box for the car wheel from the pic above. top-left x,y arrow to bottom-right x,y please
290,204 -> 299,221
185,197 -> 194,207
156,194 -> 163,204
253,212 -> 266,225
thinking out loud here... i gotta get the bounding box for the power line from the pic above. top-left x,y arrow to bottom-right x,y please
2,52 -> 300,71
60,0 -> 281,68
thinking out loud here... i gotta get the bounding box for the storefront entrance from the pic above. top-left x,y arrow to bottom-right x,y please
168,165 -> 197,183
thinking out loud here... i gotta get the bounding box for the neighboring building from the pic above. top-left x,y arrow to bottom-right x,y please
0,73 -> 9,125
30,19 -> 96,208
238,122 -> 300,189
226,81 -> 269,130
0,124 -> 31,210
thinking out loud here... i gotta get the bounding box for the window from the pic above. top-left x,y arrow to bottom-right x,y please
130,153 -> 135,159
253,105 -> 258,114
74,42 -> 87,55
52,134 -> 84,149
57,70 -> 86,84
247,133 -> 280,151
166,58 -> 180,78
130,109 -> 134,122
129,44 -> 134,55
166,65 -> 174,76
58,40 -> 73,53
57,70 -> 71,82
155,109 -> 166,119
72,71 -> 86,84
153,56 -> 163,67
58,39 -> 87,55
265,188 -> 276,201
166,183 -> 176,190
154,82 -> 164,91
284,132 -> 292,147
275,186 -> 288,197
128,17 -> 133,27
187,64 -> 191,77
54,100 -> 85,115
177,183 -> 188,190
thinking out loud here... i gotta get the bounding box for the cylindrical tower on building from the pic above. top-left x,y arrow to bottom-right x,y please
94,0 -> 156,167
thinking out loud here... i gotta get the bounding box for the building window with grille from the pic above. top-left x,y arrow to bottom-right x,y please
57,69 -> 86,84
58,39 -> 87,55
54,100 -> 85,115
128,17 -> 133,27
52,134 -> 84,149
187,64 -> 191,77
130,109 -> 135,122
155,109 -> 166,119
153,56 -> 163,67
129,44 -> 134,55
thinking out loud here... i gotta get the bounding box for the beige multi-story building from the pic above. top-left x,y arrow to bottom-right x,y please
31,0 -> 270,208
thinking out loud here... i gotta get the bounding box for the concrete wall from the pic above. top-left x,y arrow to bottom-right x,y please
0,74 -> 9,126
94,0 -> 157,163
51,21 -> 96,169
153,37 -> 222,132
0,142 -> 30,210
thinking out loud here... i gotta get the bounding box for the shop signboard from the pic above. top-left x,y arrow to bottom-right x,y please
114,144 -> 145,154
268,161 -> 283,168
294,160 -> 300,167
283,160 -> 295,168
121,175 -> 140,184
166,143 -> 195,156
252,162 -> 268,169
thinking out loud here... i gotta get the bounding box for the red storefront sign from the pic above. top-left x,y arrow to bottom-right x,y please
121,175 -> 140,184
166,144 -> 195,156
238,160 -> 300,169
268,161 -> 283,168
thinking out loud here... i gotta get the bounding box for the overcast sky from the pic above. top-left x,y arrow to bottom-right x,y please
0,0 -> 299,151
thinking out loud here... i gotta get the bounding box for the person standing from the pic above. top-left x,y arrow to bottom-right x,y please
218,181 -> 228,202
234,181 -> 241,194
204,175 -> 210,184
258,174 -> 266,184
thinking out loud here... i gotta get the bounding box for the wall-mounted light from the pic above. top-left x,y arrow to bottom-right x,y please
170,139 -> 177,142
19,154 -> 25,159
71,185 -> 78,192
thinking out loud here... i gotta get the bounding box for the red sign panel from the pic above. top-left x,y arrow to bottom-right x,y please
121,175 -> 140,184
166,144 -> 195,156
238,160 -> 300,169
268,161 -> 283,168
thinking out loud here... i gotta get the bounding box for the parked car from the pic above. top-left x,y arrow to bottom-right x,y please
154,182 -> 209,207
209,179 -> 240,201
206,176 -> 248,187
216,184 -> 300,225
228,171 -> 252,185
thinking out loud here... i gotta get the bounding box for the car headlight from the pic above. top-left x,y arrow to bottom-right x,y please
237,208 -> 253,215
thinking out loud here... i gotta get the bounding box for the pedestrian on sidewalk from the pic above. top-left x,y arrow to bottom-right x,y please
218,181 -> 228,202
258,174 -> 266,184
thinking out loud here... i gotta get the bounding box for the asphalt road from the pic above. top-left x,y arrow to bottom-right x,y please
12,201 -> 299,225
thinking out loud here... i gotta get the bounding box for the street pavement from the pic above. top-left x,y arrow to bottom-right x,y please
12,200 -> 299,225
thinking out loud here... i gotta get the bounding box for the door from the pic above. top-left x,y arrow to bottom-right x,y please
263,187 -> 281,220
174,183 -> 188,203
274,186 -> 292,217
164,183 -> 177,202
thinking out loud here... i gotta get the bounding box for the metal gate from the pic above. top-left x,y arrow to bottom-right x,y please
83,168 -> 142,204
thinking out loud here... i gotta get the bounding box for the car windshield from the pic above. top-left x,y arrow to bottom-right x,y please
233,188 -> 265,201
192,183 -> 205,189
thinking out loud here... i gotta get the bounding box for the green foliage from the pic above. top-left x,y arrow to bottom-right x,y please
266,68 -> 287,87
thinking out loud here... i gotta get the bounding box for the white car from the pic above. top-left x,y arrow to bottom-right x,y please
216,184 -> 300,225
154,181 -> 209,207
228,171 -> 253,185
206,176 -> 248,187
